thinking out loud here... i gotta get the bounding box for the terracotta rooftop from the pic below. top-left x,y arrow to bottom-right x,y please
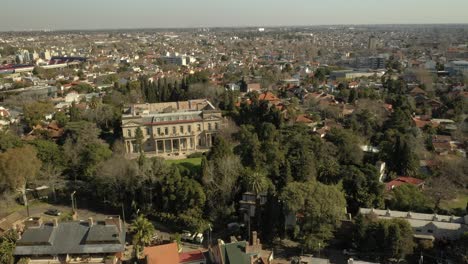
386,176 -> 425,191
144,243 -> 179,264
178,250 -> 205,263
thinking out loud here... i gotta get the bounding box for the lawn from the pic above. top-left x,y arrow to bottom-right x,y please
440,193 -> 468,211
165,157 -> 203,175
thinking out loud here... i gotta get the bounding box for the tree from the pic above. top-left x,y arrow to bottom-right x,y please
425,175 -> 457,211
0,230 -> 18,264
135,127 -> 144,153
23,101 -> 54,128
242,168 -> 273,195
30,139 -> 63,167
280,180 -> 346,252
342,165 -> 384,214
0,130 -> 23,152
129,215 -> 155,257
355,215 -> 414,261
0,146 -> 42,210
390,184 -> 430,212
40,163 -> 63,202
325,128 -> 363,165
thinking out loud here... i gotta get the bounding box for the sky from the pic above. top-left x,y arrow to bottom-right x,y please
1,0 -> 468,31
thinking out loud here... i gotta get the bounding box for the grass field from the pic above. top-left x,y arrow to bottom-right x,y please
165,157 -> 203,175
440,193 -> 468,211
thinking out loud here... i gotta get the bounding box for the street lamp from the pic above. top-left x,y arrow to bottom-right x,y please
71,191 -> 76,212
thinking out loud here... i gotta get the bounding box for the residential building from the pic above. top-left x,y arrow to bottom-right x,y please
143,243 -> 207,264
121,99 -> 223,158
359,208 -> 468,241
385,176 -> 425,191
179,250 -> 207,264
144,243 -> 179,264
368,36 -> 378,51
14,216 -> 126,264
209,232 -> 273,264
162,53 -> 196,66
446,60 -> 468,75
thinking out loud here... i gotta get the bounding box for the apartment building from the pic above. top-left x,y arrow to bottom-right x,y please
122,99 -> 223,158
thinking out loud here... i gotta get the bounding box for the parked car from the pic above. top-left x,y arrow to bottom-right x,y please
194,233 -> 204,244
181,230 -> 194,241
44,209 -> 61,216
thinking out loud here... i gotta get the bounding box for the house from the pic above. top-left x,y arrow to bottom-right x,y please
121,99 -> 224,159
209,232 -> 273,264
179,250 -> 207,264
144,243 -> 207,264
247,83 -> 262,93
258,92 -> 281,104
14,216 -> 125,264
409,87 -> 427,97
385,176 -> 425,191
359,208 -> 468,240
295,114 -> 317,127
144,243 -> 179,264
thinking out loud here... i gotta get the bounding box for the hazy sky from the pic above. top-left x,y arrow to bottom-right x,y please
2,0 -> 468,31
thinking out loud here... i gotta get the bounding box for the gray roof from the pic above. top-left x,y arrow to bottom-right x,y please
14,221 -> 125,256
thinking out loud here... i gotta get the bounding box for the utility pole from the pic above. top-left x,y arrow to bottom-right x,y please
71,191 -> 76,212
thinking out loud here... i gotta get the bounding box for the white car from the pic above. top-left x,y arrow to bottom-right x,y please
194,233 -> 204,244
181,230 -> 193,241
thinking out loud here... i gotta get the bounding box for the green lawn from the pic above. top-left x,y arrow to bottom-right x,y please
165,157 -> 203,175
440,193 -> 468,211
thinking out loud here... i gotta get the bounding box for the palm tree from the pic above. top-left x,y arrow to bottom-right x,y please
245,170 -> 271,195
129,215 -> 155,258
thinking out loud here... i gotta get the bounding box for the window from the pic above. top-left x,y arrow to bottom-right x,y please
188,125 -> 192,133
146,127 -> 151,135
157,128 -> 161,135
127,129 -> 132,137
428,229 -> 433,233
180,126 -> 184,133
215,122 -> 219,130
172,126 -> 176,134
164,127 -> 169,135
197,124 -> 201,131
208,123 -> 212,130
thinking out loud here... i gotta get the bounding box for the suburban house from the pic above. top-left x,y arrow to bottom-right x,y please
179,250 -> 207,264
359,208 -> 468,240
14,216 -> 126,264
143,243 -> 179,264
209,231 -> 273,264
385,176 -> 425,191
143,242 -> 207,264
121,99 -> 224,158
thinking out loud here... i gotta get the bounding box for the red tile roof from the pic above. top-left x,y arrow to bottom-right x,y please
386,176 -> 425,191
295,114 -> 314,124
144,243 -> 179,264
258,92 -> 280,102
178,250 -> 205,263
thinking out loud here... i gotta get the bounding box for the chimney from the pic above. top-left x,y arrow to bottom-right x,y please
251,231 -> 257,246
88,217 -> 94,227
24,217 -> 42,229
53,218 -> 58,227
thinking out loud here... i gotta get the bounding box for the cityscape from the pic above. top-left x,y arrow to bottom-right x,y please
0,1 -> 467,264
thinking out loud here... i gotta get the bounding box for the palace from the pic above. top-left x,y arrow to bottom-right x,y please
122,99 -> 223,158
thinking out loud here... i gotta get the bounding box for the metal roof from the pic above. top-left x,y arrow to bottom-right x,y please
14,220 -> 125,256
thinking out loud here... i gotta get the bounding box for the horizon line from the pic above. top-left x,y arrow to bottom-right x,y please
2,22 -> 468,33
